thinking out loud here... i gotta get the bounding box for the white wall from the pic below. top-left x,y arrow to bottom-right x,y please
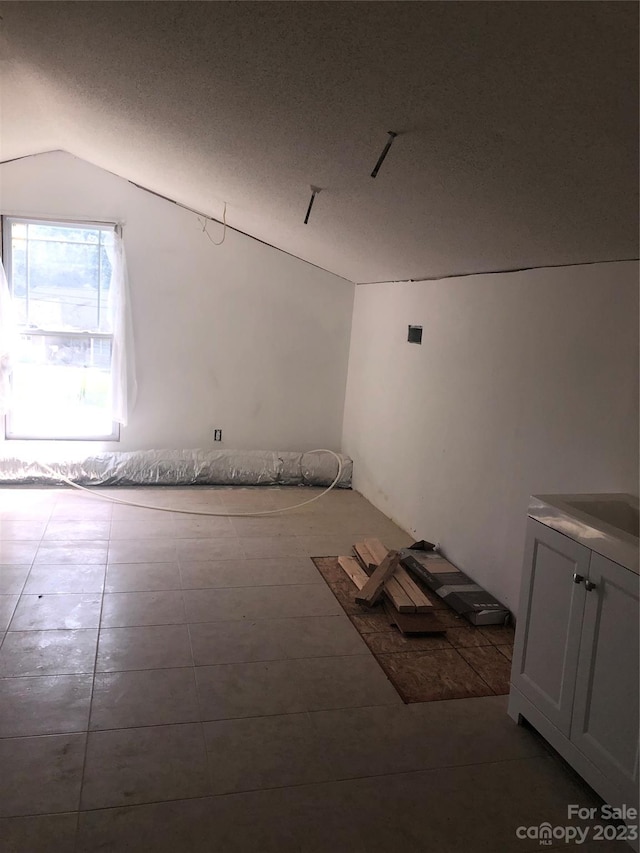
342,262 -> 639,611
0,152 -> 354,454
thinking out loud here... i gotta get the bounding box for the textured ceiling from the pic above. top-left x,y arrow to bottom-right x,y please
1,1 -> 638,283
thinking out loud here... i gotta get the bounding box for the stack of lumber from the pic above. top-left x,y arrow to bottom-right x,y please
338,538 -> 445,635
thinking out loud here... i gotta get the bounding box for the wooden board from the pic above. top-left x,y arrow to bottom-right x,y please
363,538 -> 389,564
353,542 -> 377,572
355,551 -> 400,607
394,566 -> 434,612
364,538 -> 433,612
384,600 -> 446,635
384,576 -> 417,612
338,556 -> 368,590
342,554 -> 414,613
354,541 -> 416,612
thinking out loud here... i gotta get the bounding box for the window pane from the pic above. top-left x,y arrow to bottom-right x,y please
26,237 -> 100,330
10,238 -> 27,325
4,219 -> 119,440
7,334 -> 115,439
26,223 -> 101,244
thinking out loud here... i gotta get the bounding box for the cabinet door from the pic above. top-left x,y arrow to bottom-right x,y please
511,519 -> 589,736
571,553 -> 639,804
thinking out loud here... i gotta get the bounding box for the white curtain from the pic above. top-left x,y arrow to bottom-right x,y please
106,228 -> 137,426
0,230 -> 136,427
0,259 -> 18,416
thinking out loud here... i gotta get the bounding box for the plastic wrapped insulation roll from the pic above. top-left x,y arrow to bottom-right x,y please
0,448 -> 353,488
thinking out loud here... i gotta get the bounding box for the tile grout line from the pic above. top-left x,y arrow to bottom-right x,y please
0,534 -> 44,638
0,689 -> 525,735
184,594 -> 218,801
0,646 -> 373,681
4,752 -> 558,821
53,492 -> 86,852
74,566 -> 108,825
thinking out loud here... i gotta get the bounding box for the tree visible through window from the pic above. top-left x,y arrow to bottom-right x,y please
3,218 -> 120,439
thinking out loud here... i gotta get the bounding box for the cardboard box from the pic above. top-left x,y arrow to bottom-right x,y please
399,549 -> 510,626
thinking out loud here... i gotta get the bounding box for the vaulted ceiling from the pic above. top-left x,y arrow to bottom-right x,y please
1,1 -> 638,282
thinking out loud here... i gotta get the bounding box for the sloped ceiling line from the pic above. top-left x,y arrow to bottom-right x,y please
2,150 -> 638,287
0,149 -> 347,281
356,257 -> 640,287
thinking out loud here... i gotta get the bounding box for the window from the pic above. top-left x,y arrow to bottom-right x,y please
2,217 -> 120,439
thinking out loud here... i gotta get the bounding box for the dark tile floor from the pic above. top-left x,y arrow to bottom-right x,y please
0,486 -> 629,851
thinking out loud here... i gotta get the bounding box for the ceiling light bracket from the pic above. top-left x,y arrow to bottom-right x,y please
304,185 -> 322,224
370,131 -> 397,178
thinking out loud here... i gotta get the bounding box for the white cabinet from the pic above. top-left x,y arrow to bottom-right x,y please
571,552 -> 639,803
509,518 -> 639,816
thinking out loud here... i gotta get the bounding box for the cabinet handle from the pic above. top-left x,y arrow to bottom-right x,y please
585,580 -> 597,592
573,573 -> 584,584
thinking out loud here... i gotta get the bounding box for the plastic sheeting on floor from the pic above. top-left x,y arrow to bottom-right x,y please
0,448 -> 352,487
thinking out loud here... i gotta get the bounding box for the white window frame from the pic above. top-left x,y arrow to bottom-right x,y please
2,215 -> 121,441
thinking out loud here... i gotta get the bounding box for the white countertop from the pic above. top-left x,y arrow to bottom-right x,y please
529,493 -> 639,574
